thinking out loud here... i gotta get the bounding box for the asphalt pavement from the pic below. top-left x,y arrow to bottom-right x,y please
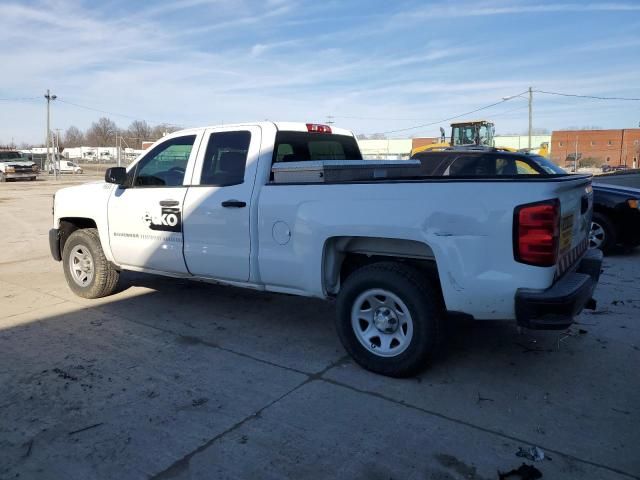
1,176 -> 639,479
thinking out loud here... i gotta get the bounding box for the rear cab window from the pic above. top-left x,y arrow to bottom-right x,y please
273,131 -> 362,163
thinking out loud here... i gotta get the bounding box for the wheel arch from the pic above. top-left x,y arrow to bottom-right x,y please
58,217 -> 98,257
322,236 -> 442,296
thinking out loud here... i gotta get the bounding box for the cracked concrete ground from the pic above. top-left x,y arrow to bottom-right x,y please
1,177 -> 639,479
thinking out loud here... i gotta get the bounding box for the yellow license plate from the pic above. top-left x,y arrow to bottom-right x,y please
559,214 -> 574,254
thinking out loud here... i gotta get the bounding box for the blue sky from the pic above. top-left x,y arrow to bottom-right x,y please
1,0 -> 640,144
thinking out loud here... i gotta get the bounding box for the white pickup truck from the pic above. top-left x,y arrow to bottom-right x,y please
49,122 -> 602,376
0,150 -> 39,181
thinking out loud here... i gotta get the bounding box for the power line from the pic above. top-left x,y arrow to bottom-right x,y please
380,90 -> 529,135
57,99 -> 141,121
535,90 -> 640,101
57,98 -> 183,127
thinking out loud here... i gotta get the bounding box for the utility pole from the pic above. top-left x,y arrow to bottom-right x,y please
574,135 -> 578,173
54,128 -> 62,172
528,86 -> 532,151
116,133 -> 120,167
44,89 -> 57,179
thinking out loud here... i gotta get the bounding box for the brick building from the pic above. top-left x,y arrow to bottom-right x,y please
411,137 -> 439,151
551,129 -> 640,168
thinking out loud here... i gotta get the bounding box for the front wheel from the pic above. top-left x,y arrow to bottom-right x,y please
62,228 -> 119,298
336,262 -> 443,377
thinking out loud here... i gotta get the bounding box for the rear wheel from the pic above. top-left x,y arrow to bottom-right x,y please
590,213 -> 616,253
62,228 -> 119,298
336,262 -> 443,377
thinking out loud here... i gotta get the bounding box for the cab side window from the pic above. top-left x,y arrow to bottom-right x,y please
133,135 -> 196,187
200,131 -> 251,186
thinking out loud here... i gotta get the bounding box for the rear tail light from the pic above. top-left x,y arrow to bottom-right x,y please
514,199 -> 560,267
306,123 -> 332,134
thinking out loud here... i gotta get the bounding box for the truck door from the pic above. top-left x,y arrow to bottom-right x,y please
182,126 -> 261,282
107,133 -> 201,273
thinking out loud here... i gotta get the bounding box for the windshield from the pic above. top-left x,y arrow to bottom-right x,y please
452,126 -> 476,146
529,155 -> 567,174
0,151 -> 23,161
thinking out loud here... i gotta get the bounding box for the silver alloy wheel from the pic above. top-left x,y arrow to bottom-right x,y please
351,288 -> 414,358
69,244 -> 95,287
590,221 -> 605,249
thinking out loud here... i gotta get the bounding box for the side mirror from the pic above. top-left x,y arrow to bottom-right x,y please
105,167 -> 127,186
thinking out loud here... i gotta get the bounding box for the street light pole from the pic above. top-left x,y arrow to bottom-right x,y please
528,86 -> 532,151
44,89 -> 57,179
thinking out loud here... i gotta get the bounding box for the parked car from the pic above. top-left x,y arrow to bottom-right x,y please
410,148 -> 640,256
0,150 -> 39,181
601,164 -> 628,173
590,183 -> 640,252
49,124 -> 601,377
593,169 -> 640,189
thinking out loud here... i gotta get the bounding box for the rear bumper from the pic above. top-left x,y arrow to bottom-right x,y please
515,248 -> 603,330
49,228 -> 62,261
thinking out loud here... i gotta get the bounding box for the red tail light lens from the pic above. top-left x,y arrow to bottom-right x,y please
306,123 -> 332,133
514,200 -> 560,267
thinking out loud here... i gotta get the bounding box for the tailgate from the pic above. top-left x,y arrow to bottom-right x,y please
553,176 -> 592,277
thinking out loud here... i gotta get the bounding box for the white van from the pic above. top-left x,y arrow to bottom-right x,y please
49,160 -> 83,174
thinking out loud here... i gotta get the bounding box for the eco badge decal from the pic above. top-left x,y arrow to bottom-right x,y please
143,206 -> 181,232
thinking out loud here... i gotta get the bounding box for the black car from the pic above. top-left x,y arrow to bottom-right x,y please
591,183 -> 640,252
410,148 -> 640,254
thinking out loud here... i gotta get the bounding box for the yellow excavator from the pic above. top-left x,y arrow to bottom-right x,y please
410,120 -> 550,157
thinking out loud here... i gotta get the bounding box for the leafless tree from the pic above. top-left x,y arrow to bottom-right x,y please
150,123 -> 181,141
530,128 -> 550,135
126,120 -> 152,149
86,117 -> 118,147
369,133 -> 387,140
64,126 -> 85,148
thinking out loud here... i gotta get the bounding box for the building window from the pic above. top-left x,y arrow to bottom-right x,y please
606,157 -> 610,162
590,141 -> 596,146
608,140 -> 613,146
559,141 -> 564,147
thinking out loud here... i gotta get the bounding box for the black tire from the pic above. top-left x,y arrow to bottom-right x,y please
590,212 -> 617,254
336,262 -> 443,377
62,228 -> 119,299
30,177 -> 36,181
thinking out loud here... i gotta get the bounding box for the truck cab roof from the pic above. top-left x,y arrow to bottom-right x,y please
163,122 -> 354,140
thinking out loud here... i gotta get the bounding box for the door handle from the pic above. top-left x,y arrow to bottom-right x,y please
221,200 -> 246,208
160,200 -> 179,207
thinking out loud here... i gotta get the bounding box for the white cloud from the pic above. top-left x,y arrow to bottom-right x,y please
1,0 -> 640,144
